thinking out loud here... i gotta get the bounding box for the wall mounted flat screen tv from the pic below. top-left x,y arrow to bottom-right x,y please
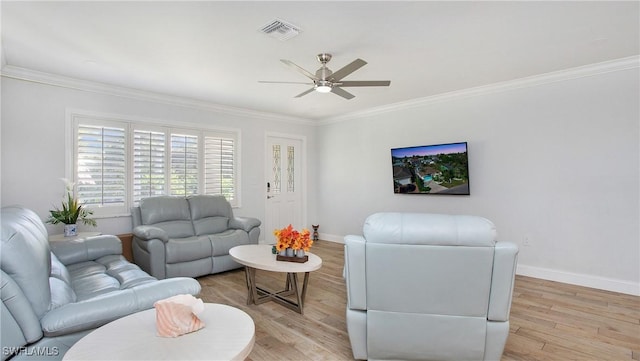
391,141 -> 470,195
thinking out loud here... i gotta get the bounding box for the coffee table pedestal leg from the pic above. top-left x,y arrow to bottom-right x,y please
243,266 -> 310,314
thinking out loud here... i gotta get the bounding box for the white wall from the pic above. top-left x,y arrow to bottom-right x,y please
316,64 -> 639,295
1,76 -> 318,238
2,61 -> 638,296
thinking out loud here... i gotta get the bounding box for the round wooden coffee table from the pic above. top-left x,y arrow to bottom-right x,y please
229,244 -> 322,314
63,303 -> 255,360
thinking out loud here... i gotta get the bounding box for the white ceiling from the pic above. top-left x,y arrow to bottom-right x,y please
2,1 -> 638,121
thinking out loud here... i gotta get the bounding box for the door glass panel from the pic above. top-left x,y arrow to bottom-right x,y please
272,144 -> 281,194
287,145 -> 295,192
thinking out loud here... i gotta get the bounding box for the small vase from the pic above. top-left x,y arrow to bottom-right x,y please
285,248 -> 295,257
64,224 -> 77,237
296,249 -> 305,258
279,249 -> 287,256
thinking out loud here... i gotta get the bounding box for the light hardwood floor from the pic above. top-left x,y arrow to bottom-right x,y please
197,240 -> 640,360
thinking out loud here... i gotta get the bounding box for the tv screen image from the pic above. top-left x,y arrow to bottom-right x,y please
391,141 -> 470,195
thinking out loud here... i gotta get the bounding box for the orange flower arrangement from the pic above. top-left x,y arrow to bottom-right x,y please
274,224 -> 313,252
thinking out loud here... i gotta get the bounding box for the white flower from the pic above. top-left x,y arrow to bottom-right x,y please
61,178 -> 75,193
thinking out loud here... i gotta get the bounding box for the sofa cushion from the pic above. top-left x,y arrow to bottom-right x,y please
97,254 -> 156,289
192,216 -> 229,236
166,258 -> 213,279
50,253 -> 72,285
165,236 -> 213,263
188,195 -> 232,235
210,230 -> 249,257
50,253 -> 77,308
68,261 -> 121,301
50,277 -> 77,309
139,197 -> 195,238
67,261 -> 107,278
66,255 -> 158,301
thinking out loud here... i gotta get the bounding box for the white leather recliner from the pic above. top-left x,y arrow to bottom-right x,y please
344,213 -> 518,361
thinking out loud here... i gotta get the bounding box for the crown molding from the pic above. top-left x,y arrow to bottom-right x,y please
3,55 -> 638,127
0,65 -> 315,126
319,55 -> 640,125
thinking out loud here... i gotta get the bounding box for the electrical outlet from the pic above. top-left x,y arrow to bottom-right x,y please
523,235 -> 531,247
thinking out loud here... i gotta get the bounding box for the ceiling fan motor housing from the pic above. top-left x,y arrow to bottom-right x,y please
317,53 -> 332,64
316,67 -> 333,81
316,53 -> 334,81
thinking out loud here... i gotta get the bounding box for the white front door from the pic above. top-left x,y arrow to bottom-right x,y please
265,134 -> 305,244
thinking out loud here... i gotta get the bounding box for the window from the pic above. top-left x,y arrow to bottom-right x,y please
132,129 -> 166,203
204,135 -> 235,202
76,121 -> 127,209
170,133 -> 199,196
69,112 -> 240,216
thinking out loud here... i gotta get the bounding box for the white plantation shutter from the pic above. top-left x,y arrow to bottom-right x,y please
70,112 -> 240,216
76,124 -> 126,207
170,133 -> 199,196
133,129 -> 166,204
205,135 -> 235,201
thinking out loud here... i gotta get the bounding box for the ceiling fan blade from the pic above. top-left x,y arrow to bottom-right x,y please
329,59 -> 367,81
338,80 -> 391,87
258,80 -> 314,85
294,88 -> 316,98
331,87 -> 355,100
281,59 -> 318,81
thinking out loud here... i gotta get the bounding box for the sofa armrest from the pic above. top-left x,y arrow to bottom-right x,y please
133,225 -> 169,242
51,235 -> 122,266
229,217 -> 261,233
40,277 -> 201,336
488,241 -> 519,322
344,235 -> 367,310
1,270 -> 43,346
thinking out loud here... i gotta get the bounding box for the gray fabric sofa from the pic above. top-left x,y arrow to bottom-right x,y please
131,195 -> 261,279
1,206 -> 201,361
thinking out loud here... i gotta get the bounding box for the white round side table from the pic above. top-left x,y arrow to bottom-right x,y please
63,303 -> 255,361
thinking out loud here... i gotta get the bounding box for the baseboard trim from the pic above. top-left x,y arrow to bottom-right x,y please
319,233 -> 345,244
516,264 -> 639,296
323,234 -> 639,296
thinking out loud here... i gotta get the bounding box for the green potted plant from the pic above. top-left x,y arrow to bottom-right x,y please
47,179 -> 96,236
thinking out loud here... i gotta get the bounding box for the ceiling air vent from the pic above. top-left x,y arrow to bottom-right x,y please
259,19 -> 301,41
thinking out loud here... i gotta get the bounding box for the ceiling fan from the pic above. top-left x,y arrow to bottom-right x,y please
259,53 -> 391,99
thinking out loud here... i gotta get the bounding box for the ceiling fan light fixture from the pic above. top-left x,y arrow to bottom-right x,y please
315,80 -> 332,93
315,84 -> 332,93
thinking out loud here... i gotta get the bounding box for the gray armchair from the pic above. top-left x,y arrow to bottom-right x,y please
344,212 -> 518,361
